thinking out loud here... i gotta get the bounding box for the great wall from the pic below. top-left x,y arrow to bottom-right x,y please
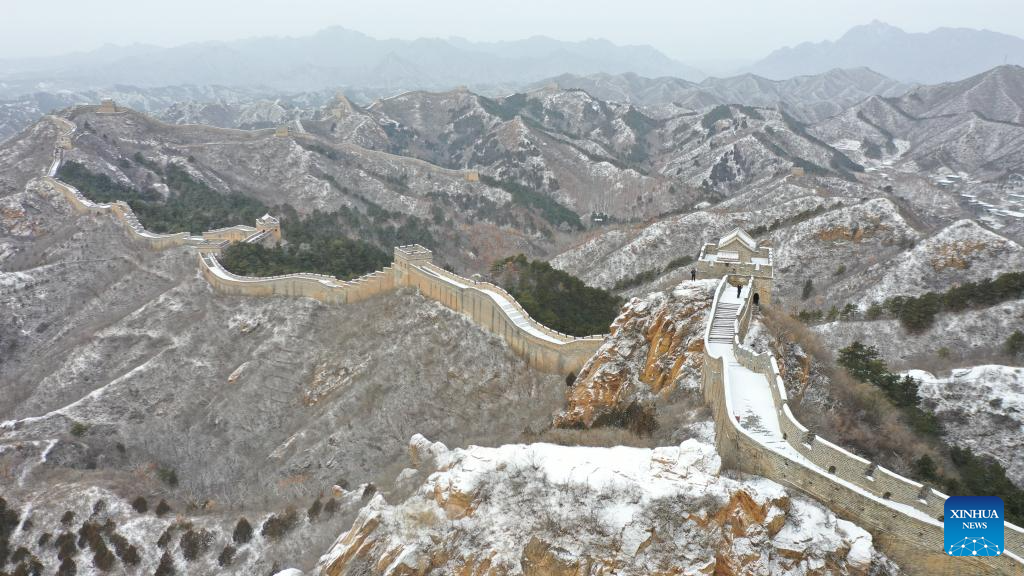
43,108 -> 601,376
698,233 -> 1024,575
39,105 -> 1024,575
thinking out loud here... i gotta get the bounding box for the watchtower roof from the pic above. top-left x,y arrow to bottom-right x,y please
257,213 -> 279,225
718,228 -> 757,252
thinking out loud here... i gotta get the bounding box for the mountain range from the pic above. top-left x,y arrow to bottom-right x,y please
749,20 -> 1024,83
3,21 -> 1024,100
3,52 -> 1024,576
537,67 -> 908,122
0,27 -> 704,97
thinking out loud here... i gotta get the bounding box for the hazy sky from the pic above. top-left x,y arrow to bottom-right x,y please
5,0 -> 1024,65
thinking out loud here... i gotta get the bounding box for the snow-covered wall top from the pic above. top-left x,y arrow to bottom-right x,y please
701,274 -> 1024,575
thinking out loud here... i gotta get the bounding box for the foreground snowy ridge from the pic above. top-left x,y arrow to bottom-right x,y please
316,435 -> 879,575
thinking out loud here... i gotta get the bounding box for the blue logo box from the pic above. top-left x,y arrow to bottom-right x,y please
945,496 -> 1004,557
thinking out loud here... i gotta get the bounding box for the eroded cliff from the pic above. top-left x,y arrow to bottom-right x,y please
555,281 -> 716,432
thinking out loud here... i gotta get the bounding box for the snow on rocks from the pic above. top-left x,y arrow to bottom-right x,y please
850,219 -> 1024,306
910,365 -> 1024,487
814,299 -> 1024,366
316,435 -> 884,575
555,281 -> 715,429
769,197 -> 918,302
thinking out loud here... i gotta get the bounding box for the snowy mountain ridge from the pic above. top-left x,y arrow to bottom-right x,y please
316,434 -> 883,575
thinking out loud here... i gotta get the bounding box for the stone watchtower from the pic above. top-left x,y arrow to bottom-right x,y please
392,244 -> 433,286
274,125 -> 290,138
696,228 -> 774,305
97,99 -> 118,114
256,213 -> 282,242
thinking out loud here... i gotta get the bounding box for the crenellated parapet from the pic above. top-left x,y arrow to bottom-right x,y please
197,245 -> 605,375
44,112 -> 606,376
199,253 -> 394,305
701,275 -> 1024,575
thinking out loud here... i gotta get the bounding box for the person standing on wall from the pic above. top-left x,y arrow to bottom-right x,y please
691,268 -> 697,281
736,284 -> 741,298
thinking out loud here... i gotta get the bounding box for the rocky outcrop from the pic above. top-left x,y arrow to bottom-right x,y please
316,435 -> 887,576
554,281 -> 715,430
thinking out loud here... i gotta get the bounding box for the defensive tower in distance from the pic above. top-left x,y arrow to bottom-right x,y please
696,228 -> 774,305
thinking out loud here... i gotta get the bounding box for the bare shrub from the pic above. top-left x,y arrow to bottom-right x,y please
525,426 -> 656,448
590,401 -> 658,437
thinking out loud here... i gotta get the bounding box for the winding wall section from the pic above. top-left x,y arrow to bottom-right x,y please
702,275 -> 1024,575
41,113 -> 603,375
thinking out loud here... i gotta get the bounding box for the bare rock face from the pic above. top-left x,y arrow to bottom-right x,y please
554,280 -> 716,430
316,435 -> 888,576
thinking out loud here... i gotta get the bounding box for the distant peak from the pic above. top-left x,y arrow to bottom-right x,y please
865,19 -> 900,30
841,20 -> 905,40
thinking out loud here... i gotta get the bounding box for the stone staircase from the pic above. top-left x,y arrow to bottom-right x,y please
709,301 -> 740,344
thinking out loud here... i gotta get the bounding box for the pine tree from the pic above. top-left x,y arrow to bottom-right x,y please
232,518 -> 252,545
1006,330 -> 1024,357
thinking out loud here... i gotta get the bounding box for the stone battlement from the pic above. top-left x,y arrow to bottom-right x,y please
42,116 -> 604,375
200,251 -> 602,374
701,276 -> 1023,575
96,98 -> 120,114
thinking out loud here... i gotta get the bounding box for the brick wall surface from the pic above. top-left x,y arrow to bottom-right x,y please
704,275 -> 1023,576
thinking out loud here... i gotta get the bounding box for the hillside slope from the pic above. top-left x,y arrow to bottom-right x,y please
911,366 -> 1024,487
812,65 -> 1024,178
0,133 -> 566,573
